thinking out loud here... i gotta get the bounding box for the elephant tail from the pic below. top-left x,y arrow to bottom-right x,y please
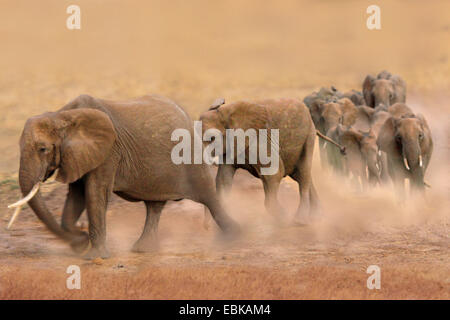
316,131 -> 346,155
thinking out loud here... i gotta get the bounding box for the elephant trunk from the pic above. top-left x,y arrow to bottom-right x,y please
367,160 -> 381,185
17,164 -> 88,246
402,140 -> 424,189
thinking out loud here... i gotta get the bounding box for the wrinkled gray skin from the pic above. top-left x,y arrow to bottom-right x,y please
363,70 -> 406,108
377,103 -> 433,197
200,98 -> 319,224
18,94 -> 239,259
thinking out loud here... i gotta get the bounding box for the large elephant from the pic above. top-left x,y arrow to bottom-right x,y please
377,103 -> 433,195
199,98 -> 320,224
363,70 -> 406,108
9,94 -> 239,259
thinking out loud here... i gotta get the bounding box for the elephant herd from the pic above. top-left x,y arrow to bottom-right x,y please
7,70 -> 433,259
304,70 -> 433,196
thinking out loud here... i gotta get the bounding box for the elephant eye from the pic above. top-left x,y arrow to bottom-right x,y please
39,147 -> 48,153
419,133 -> 424,141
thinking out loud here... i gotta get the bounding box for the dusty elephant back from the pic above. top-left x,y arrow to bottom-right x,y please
61,94 -> 202,201
230,98 -> 314,176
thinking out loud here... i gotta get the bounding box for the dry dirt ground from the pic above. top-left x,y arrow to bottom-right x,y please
0,1 -> 449,299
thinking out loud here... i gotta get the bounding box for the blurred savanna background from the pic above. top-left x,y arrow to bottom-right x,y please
0,0 -> 449,299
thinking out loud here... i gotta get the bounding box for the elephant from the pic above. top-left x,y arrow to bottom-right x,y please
327,125 -> 381,189
199,98 -> 321,224
363,70 -> 406,108
308,97 -> 358,167
304,87 -> 364,110
303,86 -> 342,109
342,90 -> 365,106
368,108 -> 392,183
377,103 -> 433,195
9,94 -> 239,259
312,97 -> 358,137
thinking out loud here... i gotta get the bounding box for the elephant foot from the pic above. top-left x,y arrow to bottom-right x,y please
309,207 -> 323,223
217,223 -> 242,243
222,221 -> 241,238
292,214 -> 310,226
83,246 -> 110,260
70,232 -> 90,254
131,239 -> 159,253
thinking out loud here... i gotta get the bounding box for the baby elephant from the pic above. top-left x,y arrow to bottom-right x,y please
199,98 -> 320,224
9,94 -> 239,259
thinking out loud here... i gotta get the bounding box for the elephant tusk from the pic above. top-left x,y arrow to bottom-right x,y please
403,157 -> 410,171
7,206 -> 22,230
212,156 -> 220,165
378,150 -> 382,157
419,155 -> 423,168
6,182 -> 41,229
8,183 -> 41,209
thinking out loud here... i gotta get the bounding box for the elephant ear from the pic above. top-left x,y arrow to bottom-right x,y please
341,128 -> 363,149
390,75 -> 407,103
377,117 -> 397,154
55,108 -> 117,183
416,113 -> 432,144
363,75 -> 375,107
338,98 -> 357,126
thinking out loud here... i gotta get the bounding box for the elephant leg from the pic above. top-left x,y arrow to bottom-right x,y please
360,163 -> 369,191
82,165 -> 114,260
318,138 -> 328,169
61,180 -> 85,235
292,132 -> 315,224
216,164 -> 236,200
309,180 -> 321,218
204,164 -> 236,230
132,201 -> 166,253
379,152 -> 390,183
199,192 -> 240,236
388,158 -> 406,202
261,172 -> 285,217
